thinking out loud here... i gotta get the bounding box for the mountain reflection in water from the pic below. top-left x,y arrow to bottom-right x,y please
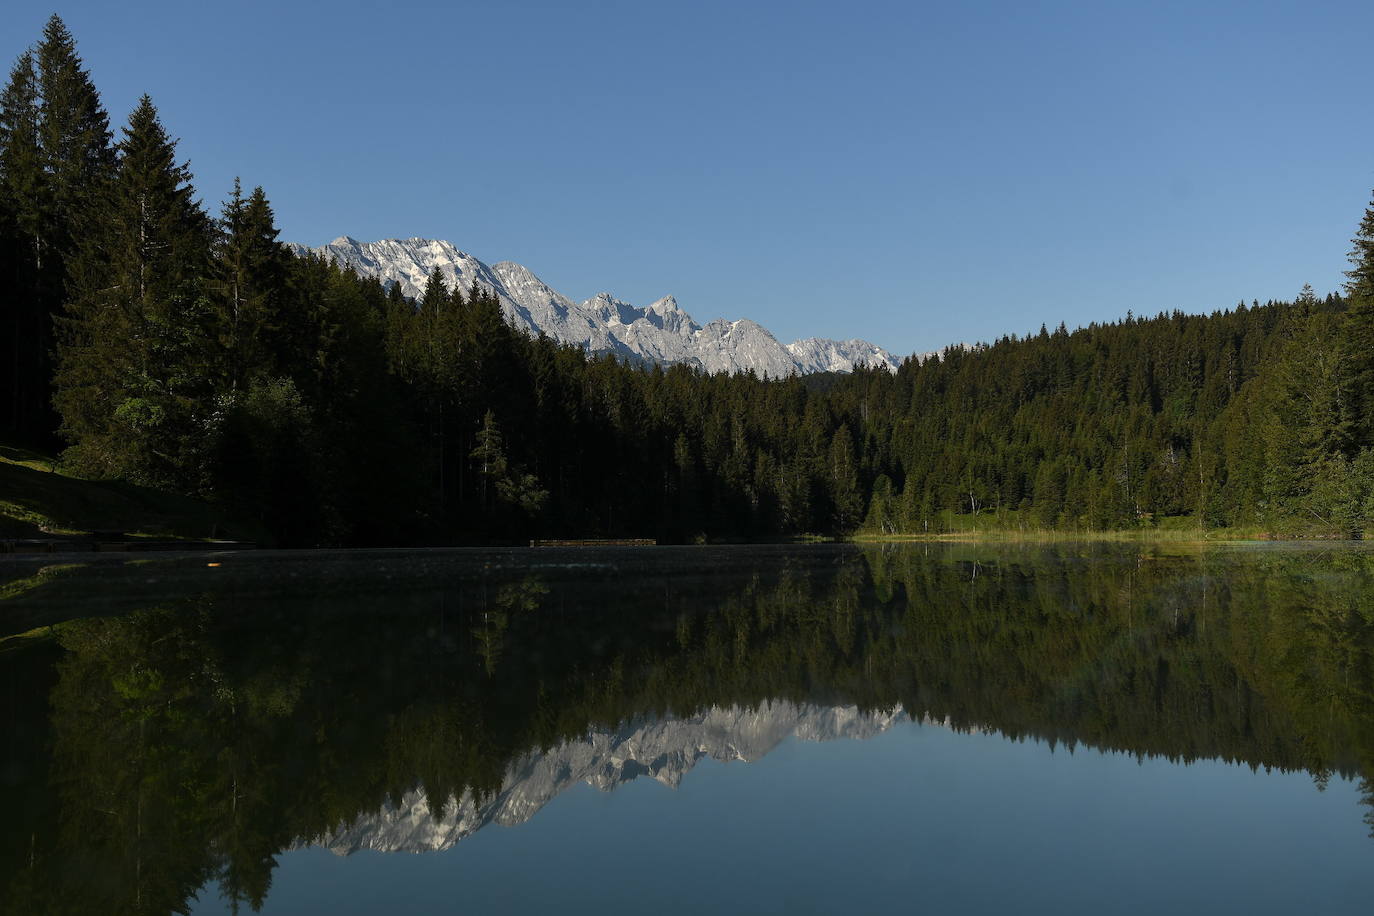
311,701 -> 908,856
2,543 -> 1374,914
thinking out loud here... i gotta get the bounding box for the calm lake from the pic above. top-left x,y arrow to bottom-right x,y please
3,542 -> 1373,914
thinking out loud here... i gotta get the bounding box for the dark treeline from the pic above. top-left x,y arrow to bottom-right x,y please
3,544 -> 1373,913
7,17 -> 1374,544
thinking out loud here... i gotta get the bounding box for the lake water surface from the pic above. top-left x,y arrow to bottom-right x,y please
3,543 -> 1373,913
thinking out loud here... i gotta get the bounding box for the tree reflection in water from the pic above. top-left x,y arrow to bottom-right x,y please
2,543 -> 1373,914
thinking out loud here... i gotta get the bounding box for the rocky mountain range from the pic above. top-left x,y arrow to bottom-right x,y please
287,237 -> 905,376
301,701 -> 917,856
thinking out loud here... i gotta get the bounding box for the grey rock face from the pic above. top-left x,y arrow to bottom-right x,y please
288,237 -> 904,376
302,701 -> 913,855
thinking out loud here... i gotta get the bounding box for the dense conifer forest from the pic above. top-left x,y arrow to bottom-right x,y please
6,16 -> 1374,545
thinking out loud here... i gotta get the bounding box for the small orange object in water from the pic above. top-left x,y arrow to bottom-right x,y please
206,562 -> 222,568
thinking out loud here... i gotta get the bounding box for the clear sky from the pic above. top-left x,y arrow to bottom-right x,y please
7,1 -> 1374,358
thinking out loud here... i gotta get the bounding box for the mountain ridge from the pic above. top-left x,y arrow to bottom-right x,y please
287,236 -> 905,376
299,700 -> 919,856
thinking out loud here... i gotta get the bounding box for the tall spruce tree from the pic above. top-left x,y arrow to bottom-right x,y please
0,51 -> 47,440
55,95 -> 213,486
215,178 -> 290,389
413,267 -> 457,508
828,424 -> 863,532
29,17 -> 115,440
36,15 -> 114,241
1344,190 -> 1374,447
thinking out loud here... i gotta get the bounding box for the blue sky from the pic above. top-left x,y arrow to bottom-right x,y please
7,1 -> 1374,357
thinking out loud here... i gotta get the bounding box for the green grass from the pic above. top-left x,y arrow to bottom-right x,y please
853,509 -> 1286,544
0,443 -> 249,541
0,563 -> 82,600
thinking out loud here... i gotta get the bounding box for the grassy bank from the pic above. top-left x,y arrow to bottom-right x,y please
0,443 -> 250,541
853,530 -> 1258,544
852,510 -> 1308,544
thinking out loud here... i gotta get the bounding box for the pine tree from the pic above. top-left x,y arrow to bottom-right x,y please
0,17 -> 115,443
0,50 -> 44,259
0,50 -> 48,439
863,473 -> 896,533
1347,194 -> 1374,304
384,280 -> 411,375
469,409 -> 546,529
419,266 -> 448,316
55,95 -> 213,486
215,179 -> 290,389
410,267 -> 461,508
470,408 -> 513,523
36,15 -> 114,240
458,283 -> 514,414
1345,191 -> 1374,446
1260,313 -> 1354,521
898,479 -> 921,532
673,431 -> 702,536
828,424 -> 863,532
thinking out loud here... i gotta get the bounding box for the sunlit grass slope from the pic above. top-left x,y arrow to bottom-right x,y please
0,443 -> 242,540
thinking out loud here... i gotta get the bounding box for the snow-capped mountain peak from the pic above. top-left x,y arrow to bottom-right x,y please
288,237 -> 903,376
649,295 -> 681,314
300,701 -> 915,856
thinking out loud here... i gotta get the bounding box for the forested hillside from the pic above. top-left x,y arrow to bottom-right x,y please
4,17 -> 1374,544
